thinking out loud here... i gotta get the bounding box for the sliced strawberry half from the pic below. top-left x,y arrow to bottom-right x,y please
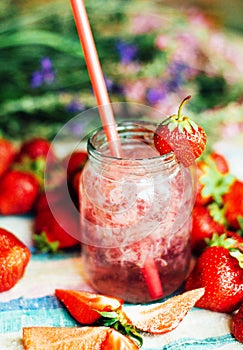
124,288 -> 205,334
55,289 -> 124,325
22,326 -> 139,350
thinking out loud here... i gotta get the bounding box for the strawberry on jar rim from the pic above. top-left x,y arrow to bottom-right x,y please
154,96 -> 207,167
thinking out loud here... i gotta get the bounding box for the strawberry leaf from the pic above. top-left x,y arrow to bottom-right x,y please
188,119 -> 199,132
199,162 -> 235,205
33,232 -> 60,254
229,250 -> 243,268
182,120 -> 193,134
237,217 -> 243,233
208,202 -> 227,226
206,233 -> 243,268
13,156 -> 46,188
205,233 -> 236,248
167,120 -> 177,132
98,310 -> 143,347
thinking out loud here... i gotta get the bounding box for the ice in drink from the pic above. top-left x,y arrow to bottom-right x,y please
79,122 -> 194,303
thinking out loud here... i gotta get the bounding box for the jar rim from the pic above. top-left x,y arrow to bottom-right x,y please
87,120 -> 176,164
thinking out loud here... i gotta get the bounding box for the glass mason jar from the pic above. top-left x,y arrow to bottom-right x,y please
79,121 -> 195,303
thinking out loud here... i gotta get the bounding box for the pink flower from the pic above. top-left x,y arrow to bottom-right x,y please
221,122 -> 243,138
131,14 -> 163,34
155,35 -> 170,50
123,80 -> 147,102
188,8 -> 213,29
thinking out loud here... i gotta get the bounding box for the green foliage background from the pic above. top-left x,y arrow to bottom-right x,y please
1,0 -> 243,142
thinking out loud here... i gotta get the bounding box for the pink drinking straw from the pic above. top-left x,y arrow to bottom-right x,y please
70,0 -> 122,157
70,0 -> 163,300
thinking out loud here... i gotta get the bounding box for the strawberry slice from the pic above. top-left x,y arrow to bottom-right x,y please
22,326 -> 139,350
124,288 -> 205,334
55,289 -> 124,325
102,326 -> 139,349
154,96 -> 207,166
0,228 -> 31,292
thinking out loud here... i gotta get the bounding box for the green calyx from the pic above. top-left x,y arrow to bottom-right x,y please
199,160 -> 235,205
162,95 -> 198,134
13,155 -> 46,188
208,202 -> 227,226
237,217 -> 243,235
33,232 -> 60,254
206,233 -> 243,268
97,310 -> 143,347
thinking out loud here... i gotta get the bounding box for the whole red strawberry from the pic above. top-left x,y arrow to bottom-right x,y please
34,188 -> 65,213
185,233 -> 243,313
232,302 -> 243,343
17,137 -> 55,161
191,204 -> 225,253
0,138 -> 16,178
0,170 -> 39,215
33,204 -> 80,251
64,150 -> 88,179
63,150 -> 88,207
208,152 -> 230,174
223,180 -> 243,230
154,96 -> 207,166
0,228 -> 31,292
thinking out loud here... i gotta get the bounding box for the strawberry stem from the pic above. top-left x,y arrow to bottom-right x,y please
177,95 -> 191,121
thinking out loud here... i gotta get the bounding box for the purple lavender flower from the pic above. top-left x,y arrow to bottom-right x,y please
66,118 -> 89,138
115,40 -> 138,65
31,71 -> 44,89
30,57 -> 55,88
66,100 -> 85,113
104,75 -> 123,95
104,75 -> 114,92
146,86 -> 166,104
166,61 -> 193,92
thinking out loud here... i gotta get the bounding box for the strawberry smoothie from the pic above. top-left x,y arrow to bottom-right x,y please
79,122 -> 195,303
